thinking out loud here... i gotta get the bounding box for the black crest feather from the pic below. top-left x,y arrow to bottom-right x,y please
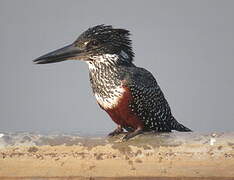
77,24 -> 134,63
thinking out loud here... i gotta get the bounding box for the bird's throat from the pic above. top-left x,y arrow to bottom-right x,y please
87,54 -> 125,109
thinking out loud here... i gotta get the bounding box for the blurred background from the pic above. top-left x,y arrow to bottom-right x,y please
0,0 -> 234,134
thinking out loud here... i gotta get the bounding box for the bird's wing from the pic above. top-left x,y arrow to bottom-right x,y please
123,67 -> 173,131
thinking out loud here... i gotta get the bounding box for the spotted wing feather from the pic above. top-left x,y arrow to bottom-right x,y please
123,67 -> 191,132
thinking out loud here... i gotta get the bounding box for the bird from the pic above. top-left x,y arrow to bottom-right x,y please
33,25 -> 192,140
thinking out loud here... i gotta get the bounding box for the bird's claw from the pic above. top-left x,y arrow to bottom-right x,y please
108,127 -> 123,137
121,128 -> 143,141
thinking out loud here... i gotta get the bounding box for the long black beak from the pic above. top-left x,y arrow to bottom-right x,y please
33,43 -> 82,64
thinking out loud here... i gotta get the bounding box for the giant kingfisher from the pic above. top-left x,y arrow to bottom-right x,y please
33,25 -> 191,140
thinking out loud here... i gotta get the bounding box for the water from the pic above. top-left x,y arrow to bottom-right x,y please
0,131 -> 233,149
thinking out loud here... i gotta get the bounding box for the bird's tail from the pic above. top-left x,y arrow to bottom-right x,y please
170,116 -> 192,132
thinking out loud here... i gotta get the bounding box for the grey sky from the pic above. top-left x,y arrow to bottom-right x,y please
0,0 -> 234,134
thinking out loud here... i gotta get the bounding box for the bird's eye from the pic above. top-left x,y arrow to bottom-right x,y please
87,40 -> 99,48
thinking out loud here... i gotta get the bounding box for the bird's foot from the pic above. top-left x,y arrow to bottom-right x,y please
108,126 -> 123,137
121,127 -> 143,141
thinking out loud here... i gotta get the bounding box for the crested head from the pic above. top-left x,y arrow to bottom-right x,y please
33,24 -> 134,65
74,25 -> 134,64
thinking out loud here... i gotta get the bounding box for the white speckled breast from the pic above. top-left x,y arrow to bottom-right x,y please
87,54 -> 125,109
94,85 -> 125,109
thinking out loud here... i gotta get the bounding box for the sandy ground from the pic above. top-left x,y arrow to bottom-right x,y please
0,132 -> 234,179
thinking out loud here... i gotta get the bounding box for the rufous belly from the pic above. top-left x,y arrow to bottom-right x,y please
96,86 -> 144,130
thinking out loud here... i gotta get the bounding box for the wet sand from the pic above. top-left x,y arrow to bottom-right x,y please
0,132 -> 234,179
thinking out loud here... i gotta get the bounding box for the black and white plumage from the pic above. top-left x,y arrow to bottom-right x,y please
124,67 -> 191,132
33,25 -> 192,140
